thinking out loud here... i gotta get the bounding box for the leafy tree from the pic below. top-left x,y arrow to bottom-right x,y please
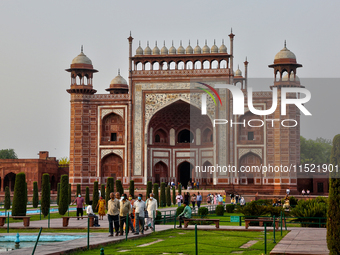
292,198 -> 327,227
57,183 -> 60,205
76,184 -> 81,196
116,180 -> 124,196
129,180 -> 134,198
4,186 -> 10,210
0,149 -> 17,159
85,187 -> 90,205
58,175 -> 69,215
300,136 -> 332,164
166,186 -> 171,207
153,183 -> 159,206
33,182 -> 38,208
101,184 -> 105,200
327,134 -> 340,254
93,182 -> 99,213
25,182 -> 27,207
105,178 -> 114,209
58,157 -> 70,166
146,181 -> 152,199
68,184 -> 71,205
12,172 -> 26,216
41,173 -> 50,217
172,186 -> 176,205
160,182 -> 166,207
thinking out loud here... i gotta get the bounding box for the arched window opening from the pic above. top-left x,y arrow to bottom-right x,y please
155,134 -> 160,143
178,129 -> 194,143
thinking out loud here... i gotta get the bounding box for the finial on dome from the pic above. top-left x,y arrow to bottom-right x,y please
238,64 -> 239,69
284,40 -> 286,48
205,39 -> 207,45
189,40 -> 191,46
118,69 -> 120,75
163,40 -> 165,46
155,41 -> 157,46
139,41 -> 141,46
147,41 -> 149,46
130,31 -> 131,36
222,39 -> 224,44
172,40 -> 174,46
231,28 -> 233,33
81,45 -> 83,53
197,40 -> 199,45
180,40 -> 182,46
214,39 -> 216,45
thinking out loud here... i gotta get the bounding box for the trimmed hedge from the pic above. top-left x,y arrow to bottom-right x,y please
93,181 -> 99,213
160,182 -> 166,207
41,173 -> 50,217
68,184 -> 71,205
216,205 -> 225,216
85,186 -> 90,205
33,182 -> 38,208
101,184 -> 105,200
129,180 -> 134,198
226,204 -> 235,213
12,172 -> 26,216
58,174 -> 69,215
4,186 -> 10,210
146,181 -> 152,199
116,180 -> 124,196
76,184 -> 81,196
153,183 -> 159,206
172,186 -> 176,205
198,207 -> 209,217
105,177 -> 114,209
57,183 -> 60,206
166,186 -> 171,207
176,205 -> 185,216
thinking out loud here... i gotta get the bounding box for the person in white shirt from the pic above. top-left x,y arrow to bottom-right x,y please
86,201 -> 100,227
133,194 -> 146,235
145,193 -> 157,231
176,193 -> 183,207
240,197 -> 246,206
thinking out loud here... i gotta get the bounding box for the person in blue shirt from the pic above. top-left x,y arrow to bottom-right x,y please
196,192 -> 202,208
177,202 -> 192,228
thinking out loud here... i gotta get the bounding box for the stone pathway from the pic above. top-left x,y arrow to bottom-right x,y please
239,240 -> 258,248
137,238 -> 163,247
270,228 -> 329,255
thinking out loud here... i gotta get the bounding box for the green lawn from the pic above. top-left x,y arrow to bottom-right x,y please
70,229 -> 288,255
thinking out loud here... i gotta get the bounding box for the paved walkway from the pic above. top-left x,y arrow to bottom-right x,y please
270,228 -> 329,255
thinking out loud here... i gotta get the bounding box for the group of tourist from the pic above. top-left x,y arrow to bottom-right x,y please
175,192 -> 202,209
301,189 -> 310,196
72,192 -> 159,236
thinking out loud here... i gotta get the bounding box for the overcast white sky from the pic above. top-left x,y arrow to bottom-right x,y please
0,0 -> 339,159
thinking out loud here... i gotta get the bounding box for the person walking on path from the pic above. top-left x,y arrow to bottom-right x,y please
177,202 -> 192,228
196,192 -> 202,208
86,201 -> 100,227
191,194 -> 196,210
145,193 -> 157,231
107,192 -> 120,237
128,195 -> 135,233
302,189 -> 306,196
307,189 -> 310,196
119,194 -> 132,236
133,194 -> 146,235
196,181 -> 199,190
72,193 -> 85,220
95,196 -> 106,220
176,193 -> 183,207
207,194 -> 211,204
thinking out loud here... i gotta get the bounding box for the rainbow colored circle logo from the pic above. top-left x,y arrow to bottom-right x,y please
196,82 -> 222,106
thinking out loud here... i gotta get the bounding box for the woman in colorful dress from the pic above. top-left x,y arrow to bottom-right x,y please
96,196 -> 106,220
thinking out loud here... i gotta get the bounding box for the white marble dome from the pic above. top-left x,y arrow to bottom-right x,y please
211,40 -> 218,53
186,41 -> 193,54
152,42 -> 160,55
202,41 -> 210,54
144,42 -> 152,55
219,40 -> 227,53
274,42 -> 296,60
169,42 -> 176,54
177,41 -> 185,54
72,50 -> 92,65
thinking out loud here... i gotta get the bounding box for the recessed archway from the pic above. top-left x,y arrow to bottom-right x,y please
4,172 -> 16,191
178,161 -> 193,189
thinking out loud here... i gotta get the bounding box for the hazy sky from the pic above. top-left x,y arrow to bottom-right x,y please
0,1 -> 339,159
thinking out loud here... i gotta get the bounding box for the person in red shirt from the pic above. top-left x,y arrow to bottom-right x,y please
72,193 -> 85,220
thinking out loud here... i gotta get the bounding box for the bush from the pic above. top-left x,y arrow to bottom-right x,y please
172,186 -> 176,205
292,198 -> 327,227
155,210 -> 162,225
289,196 -> 298,207
216,205 -> 225,216
57,183 -> 60,206
178,184 -> 182,195
166,186 -> 171,207
153,183 -> 159,207
129,180 -> 134,198
12,172 -> 26,216
101,184 -> 105,200
4,186 -> 10,210
146,181 -> 152,199
116,180 -> 124,196
266,206 -> 283,217
93,181 -> 99,213
68,184 -> 71,205
176,205 -> 185,216
58,174 -> 69,215
76,184 -> 81,196
254,199 -> 272,206
327,134 -> 340,253
85,187 -> 90,205
226,204 -> 235,213
239,201 -> 269,217
25,182 -> 27,207
41,173 -> 50,217
160,182 -> 166,207
105,178 -> 114,209
198,207 -> 209,218
33,182 -> 38,208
